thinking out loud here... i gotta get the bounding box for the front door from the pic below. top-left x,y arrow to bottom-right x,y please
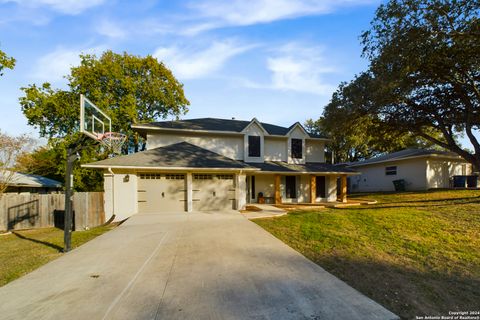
285,176 -> 297,199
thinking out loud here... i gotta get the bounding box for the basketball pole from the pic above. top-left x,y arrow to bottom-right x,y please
63,135 -> 87,253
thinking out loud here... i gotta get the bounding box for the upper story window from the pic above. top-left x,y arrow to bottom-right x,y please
385,166 -> 397,176
248,136 -> 261,157
291,138 -> 303,159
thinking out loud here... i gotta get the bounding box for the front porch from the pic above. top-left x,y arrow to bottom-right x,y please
246,173 -> 349,205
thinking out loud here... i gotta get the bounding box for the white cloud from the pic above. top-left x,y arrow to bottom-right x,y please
186,0 -> 377,33
96,20 -> 127,39
153,40 -> 255,80
244,43 -> 337,95
33,46 -> 105,82
1,0 -> 106,15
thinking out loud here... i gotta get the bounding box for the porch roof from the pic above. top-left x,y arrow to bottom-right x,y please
246,161 -> 359,175
82,142 -> 258,171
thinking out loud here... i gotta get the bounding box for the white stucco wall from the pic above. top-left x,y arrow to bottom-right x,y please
264,137 -> 287,161
104,171 -> 138,221
306,140 -> 325,163
351,159 -> 428,192
426,159 -> 472,188
147,132 -> 244,160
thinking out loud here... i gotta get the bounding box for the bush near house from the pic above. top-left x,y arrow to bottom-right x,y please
255,190 -> 480,320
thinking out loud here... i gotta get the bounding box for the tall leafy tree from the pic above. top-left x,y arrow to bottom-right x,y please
307,73 -> 438,163
0,48 -> 15,76
361,0 -> 480,170
19,50 -> 190,191
21,50 -> 189,150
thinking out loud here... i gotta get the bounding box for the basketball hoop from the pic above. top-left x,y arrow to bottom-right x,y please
98,132 -> 127,156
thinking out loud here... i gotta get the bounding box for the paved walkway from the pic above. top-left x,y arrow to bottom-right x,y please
241,204 -> 287,219
0,212 -> 398,320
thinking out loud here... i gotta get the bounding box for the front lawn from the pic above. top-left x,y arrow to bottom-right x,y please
255,190 -> 480,320
0,224 -> 116,287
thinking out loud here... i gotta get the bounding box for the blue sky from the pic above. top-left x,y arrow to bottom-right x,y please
0,0 -> 381,138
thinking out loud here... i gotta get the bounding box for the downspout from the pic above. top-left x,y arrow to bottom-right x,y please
108,167 -> 115,220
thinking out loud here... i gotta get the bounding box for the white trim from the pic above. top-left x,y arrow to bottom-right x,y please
241,118 -> 269,135
252,171 -> 360,175
81,164 -> 259,171
286,122 -> 308,136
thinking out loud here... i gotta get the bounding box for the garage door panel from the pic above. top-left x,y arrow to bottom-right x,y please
193,174 -> 235,211
138,173 -> 186,213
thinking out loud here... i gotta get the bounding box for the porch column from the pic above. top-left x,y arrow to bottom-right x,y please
236,173 -> 247,210
274,174 -> 281,204
186,173 -> 193,212
340,174 -> 347,203
310,175 -> 316,204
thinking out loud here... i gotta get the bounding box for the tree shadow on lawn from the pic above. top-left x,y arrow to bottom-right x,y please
312,255 -> 480,320
12,231 -> 63,252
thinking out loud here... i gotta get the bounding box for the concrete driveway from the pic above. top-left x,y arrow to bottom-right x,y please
0,211 -> 398,320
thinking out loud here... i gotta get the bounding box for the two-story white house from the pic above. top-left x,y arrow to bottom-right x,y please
84,118 -> 358,221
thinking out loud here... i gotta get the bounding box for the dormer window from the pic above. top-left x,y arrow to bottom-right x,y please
291,139 -> 302,159
248,136 -> 261,157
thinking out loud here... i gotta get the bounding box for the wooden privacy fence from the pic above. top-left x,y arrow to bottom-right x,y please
0,192 -> 105,231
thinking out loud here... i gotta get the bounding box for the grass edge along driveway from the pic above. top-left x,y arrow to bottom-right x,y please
0,224 -> 116,287
254,190 -> 480,320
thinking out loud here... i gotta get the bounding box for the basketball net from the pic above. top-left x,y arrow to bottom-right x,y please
97,132 -> 127,156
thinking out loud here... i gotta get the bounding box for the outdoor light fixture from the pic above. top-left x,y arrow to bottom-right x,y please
123,174 -> 130,183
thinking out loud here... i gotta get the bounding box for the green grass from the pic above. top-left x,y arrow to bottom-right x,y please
0,224 -> 116,287
255,190 -> 480,320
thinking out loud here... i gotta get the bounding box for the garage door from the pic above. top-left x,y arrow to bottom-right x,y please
193,174 -> 235,211
137,173 -> 186,213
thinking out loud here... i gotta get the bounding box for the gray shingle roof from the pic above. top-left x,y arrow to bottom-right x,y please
247,161 -> 358,174
133,117 -> 328,139
349,148 -> 463,167
83,142 -> 256,170
0,171 -> 62,188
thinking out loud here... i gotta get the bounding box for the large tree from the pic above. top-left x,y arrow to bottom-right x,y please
19,50 -> 189,191
21,50 -> 189,151
307,73 -> 438,163
361,0 -> 480,170
0,131 -> 34,195
0,48 -> 15,76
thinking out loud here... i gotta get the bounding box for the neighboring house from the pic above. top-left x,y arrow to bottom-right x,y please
348,149 -> 473,192
0,171 -> 62,193
83,118 -> 357,221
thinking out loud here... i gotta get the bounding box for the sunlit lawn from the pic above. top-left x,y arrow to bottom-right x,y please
0,224 -> 116,287
255,190 -> 480,320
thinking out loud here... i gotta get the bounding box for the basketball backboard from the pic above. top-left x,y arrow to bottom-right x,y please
80,94 -> 111,140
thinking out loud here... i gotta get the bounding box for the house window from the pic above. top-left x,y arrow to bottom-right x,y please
166,174 -> 185,180
216,174 -> 233,180
139,173 -> 162,179
193,174 -> 213,180
248,136 -> 261,157
251,176 -> 256,199
285,176 -> 297,198
291,139 -> 302,159
385,166 -> 397,176
316,176 -> 326,198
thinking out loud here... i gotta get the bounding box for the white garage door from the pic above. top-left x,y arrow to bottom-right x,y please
193,174 -> 235,211
137,173 -> 186,213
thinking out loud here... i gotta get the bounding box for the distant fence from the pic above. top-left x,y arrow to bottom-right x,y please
0,192 -> 105,231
